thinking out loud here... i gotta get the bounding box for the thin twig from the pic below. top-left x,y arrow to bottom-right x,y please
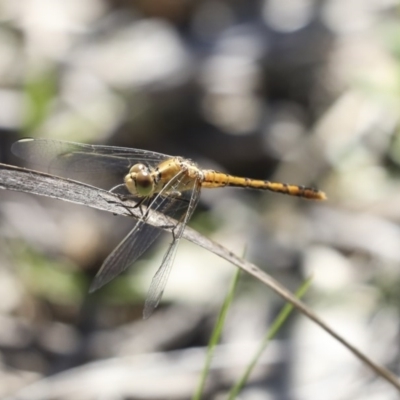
0,163 -> 399,391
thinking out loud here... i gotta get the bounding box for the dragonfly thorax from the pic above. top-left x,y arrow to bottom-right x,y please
124,163 -> 155,197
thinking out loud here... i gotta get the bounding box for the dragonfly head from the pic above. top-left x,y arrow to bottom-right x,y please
124,163 -> 155,197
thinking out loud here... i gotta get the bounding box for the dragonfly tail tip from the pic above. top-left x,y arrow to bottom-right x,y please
316,191 -> 327,201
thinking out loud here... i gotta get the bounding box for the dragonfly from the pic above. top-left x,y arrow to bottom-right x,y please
12,138 -> 326,318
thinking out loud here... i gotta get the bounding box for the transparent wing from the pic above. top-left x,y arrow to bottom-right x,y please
89,169 -> 198,293
143,179 -> 202,319
89,207 -> 162,292
11,138 -> 171,190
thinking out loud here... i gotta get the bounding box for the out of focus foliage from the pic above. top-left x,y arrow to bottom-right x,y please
1,0 -> 400,399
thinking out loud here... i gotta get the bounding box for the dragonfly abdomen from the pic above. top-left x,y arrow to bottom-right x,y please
202,170 -> 326,200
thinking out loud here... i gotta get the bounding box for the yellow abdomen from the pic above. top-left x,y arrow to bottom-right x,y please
201,170 -> 326,200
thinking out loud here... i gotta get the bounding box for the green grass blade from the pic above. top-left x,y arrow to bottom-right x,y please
192,268 -> 241,400
227,277 -> 312,400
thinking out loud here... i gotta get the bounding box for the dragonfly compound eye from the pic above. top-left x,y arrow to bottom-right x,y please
124,163 -> 154,196
135,170 -> 154,196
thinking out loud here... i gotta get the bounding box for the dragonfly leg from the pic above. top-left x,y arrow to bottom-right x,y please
137,197 -> 151,218
97,193 -> 145,218
159,214 -> 185,238
171,225 -> 179,240
116,196 -> 148,217
98,193 -> 125,207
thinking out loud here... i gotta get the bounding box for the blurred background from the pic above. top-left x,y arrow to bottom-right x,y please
1,0 -> 400,398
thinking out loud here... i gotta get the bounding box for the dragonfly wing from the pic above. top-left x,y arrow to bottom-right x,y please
89,219 -> 162,292
89,192 -> 182,292
12,138 -> 171,190
143,180 -> 202,319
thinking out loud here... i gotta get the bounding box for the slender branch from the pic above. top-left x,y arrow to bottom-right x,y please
1,163 -> 399,391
